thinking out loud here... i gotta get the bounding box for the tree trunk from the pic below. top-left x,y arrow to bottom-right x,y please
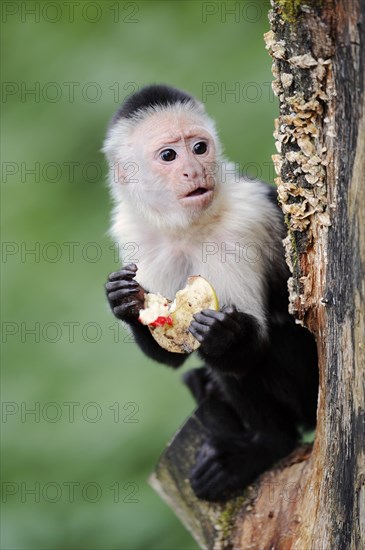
151,1 -> 365,548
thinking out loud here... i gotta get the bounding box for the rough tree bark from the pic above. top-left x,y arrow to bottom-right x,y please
150,1 -> 365,548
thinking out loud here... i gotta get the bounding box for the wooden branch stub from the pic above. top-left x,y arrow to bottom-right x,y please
150,401 -> 313,550
149,406 -> 227,550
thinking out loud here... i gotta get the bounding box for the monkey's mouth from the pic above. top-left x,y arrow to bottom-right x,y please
186,187 -> 209,198
181,187 -> 214,209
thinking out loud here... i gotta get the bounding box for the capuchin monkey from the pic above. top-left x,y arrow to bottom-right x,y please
103,84 -> 318,502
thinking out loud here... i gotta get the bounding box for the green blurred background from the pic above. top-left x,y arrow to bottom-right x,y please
1,1 -> 276,548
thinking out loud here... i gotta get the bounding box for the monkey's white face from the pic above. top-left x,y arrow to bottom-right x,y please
129,110 -> 218,223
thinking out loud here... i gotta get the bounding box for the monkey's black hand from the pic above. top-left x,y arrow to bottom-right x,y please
189,306 -> 242,357
105,263 -> 146,324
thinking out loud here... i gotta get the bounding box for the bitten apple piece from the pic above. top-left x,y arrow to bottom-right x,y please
139,276 -> 219,353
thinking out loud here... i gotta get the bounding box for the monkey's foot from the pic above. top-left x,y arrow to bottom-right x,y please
189,439 -> 253,502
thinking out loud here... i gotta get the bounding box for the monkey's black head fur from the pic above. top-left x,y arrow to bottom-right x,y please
111,84 -> 195,125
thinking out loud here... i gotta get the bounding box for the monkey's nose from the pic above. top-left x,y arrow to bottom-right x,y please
183,168 -> 200,180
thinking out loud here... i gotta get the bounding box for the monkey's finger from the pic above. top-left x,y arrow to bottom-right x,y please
189,322 -> 228,345
198,310 -> 228,322
192,461 -> 224,488
191,312 -> 216,326
188,324 -> 206,342
189,320 -> 211,334
191,457 -> 220,486
113,300 -> 139,317
191,442 -> 221,476
191,466 -> 229,501
105,279 -> 139,292
200,308 -> 240,321
108,289 -> 139,302
194,310 -> 241,333
189,324 -> 232,353
221,305 -> 240,319
124,263 -> 138,271
108,270 -> 136,282
108,265 -> 137,281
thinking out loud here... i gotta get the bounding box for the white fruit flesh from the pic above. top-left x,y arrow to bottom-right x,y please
138,293 -> 171,325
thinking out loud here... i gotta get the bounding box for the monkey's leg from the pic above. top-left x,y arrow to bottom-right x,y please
182,367 -> 218,405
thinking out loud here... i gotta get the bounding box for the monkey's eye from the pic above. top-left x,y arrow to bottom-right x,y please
160,149 -> 177,162
193,141 -> 207,155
